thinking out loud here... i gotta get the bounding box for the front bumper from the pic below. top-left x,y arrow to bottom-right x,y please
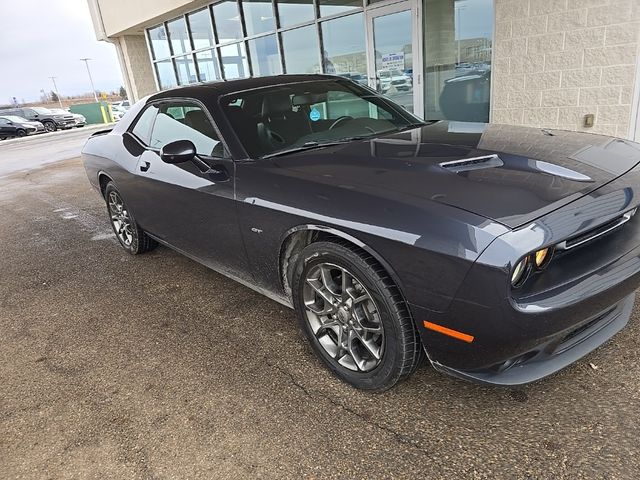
56,120 -> 76,129
429,293 -> 634,385
411,168 -> 640,386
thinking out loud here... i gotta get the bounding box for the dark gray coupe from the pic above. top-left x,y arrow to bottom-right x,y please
82,74 -> 640,391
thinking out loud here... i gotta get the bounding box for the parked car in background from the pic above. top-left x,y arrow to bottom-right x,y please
0,117 -> 40,139
377,69 -> 412,93
82,74 -> 640,391
0,107 -> 75,132
111,100 -> 131,112
0,115 -> 45,135
439,70 -> 491,123
50,108 -> 86,127
111,109 -> 124,122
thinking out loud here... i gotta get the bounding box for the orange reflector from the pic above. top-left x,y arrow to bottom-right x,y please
423,321 -> 474,343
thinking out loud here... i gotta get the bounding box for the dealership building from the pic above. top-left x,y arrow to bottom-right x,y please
87,0 -> 640,140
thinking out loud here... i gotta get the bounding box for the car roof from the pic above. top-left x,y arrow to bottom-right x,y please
147,74 -> 343,103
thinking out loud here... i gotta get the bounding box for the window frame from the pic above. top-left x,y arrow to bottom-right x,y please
144,0 -> 380,88
126,97 -> 232,160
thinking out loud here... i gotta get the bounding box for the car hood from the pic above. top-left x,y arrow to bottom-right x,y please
271,121 -> 640,229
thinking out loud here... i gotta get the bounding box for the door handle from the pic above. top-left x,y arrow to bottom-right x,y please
139,161 -> 150,172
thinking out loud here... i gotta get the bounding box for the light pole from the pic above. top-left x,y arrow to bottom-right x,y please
455,1 -> 467,66
80,58 -> 99,103
49,76 -> 64,109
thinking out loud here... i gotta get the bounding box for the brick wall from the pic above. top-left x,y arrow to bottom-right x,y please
492,0 -> 640,139
116,35 -> 158,102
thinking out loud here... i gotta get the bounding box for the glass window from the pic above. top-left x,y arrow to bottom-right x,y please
131,104 -> 159,145
155,60 -> 177,89
175,55 -> 198,85
278,0 -> 315,28
213,1 -> 244,42
321,13 -> 366,83
248,34 -> 282,76
281,25 -> 320,74
220,42 -> 250,79
195,49 -> 221,82
148,25 -> 170,59
220,79 -> 419,158
372,10 -> 414,113
424,0 -> 493,122
150,102 -> 224,157
188,9 -> 214,50
242,0 -> 276,36
318,0 -> 362,17
167,18 -> 190,55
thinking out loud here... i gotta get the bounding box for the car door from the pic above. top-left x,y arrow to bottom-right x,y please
127,99 -> 250,280
0,118 -> 16,137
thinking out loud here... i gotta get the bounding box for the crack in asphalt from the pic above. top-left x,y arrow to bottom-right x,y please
265,359 -> 427,453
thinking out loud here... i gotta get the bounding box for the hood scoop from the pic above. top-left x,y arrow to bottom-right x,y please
439,154 -> 503,173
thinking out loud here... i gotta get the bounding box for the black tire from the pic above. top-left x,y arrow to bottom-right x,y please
104,182 -> 157,255
16,129 -> 26,137
292,241 -> 424,391
43,121 -> 56,132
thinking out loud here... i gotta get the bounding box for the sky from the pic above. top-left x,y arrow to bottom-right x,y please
0,0 -> 124,104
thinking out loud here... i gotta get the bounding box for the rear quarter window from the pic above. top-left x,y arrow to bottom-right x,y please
130,105 -> 159,145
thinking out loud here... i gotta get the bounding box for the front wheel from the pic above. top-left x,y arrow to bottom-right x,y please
292,241 -> 423,391
104,182 -> 157,255
16,129 -> 26,137
43,121 -> 56,132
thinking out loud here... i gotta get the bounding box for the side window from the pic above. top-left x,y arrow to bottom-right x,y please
150,101 -> 225,157
0,119 -> 8,125
130,104 -> 159,145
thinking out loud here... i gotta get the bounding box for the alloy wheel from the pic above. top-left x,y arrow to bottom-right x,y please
107,191 -> 133,246
44,123 -> 55,132
303,263 -> 384,372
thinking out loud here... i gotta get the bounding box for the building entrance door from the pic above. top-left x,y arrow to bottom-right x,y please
366,1 -> 423,117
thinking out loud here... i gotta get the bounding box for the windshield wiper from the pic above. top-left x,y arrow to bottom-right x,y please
261,141 -> 351,159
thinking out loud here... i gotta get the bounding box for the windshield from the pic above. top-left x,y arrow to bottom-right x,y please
32,107 -> 53,114
220,79 -> 422,158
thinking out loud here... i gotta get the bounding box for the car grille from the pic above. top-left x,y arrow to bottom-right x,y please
391,80 -> 406,85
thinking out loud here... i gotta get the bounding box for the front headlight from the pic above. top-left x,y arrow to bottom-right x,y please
534,247 -> 553,268
511,256 -> 530,286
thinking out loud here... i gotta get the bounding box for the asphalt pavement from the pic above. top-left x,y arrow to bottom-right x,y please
0,133 -> 639,479
0,124 -> 112,178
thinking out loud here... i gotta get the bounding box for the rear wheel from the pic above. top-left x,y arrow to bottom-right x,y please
104,182 -> 157,255
292,241 -> 423,391
43,121 -> 56,132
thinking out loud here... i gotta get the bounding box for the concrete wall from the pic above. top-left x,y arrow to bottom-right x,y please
491,0 -> 640,139
95,0 -> 210,36
116,36 -> 158,101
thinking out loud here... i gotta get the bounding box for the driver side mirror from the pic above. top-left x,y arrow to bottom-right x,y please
160,139 -> 196,164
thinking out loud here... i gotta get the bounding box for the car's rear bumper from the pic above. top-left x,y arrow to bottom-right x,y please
427,293 -> 633,385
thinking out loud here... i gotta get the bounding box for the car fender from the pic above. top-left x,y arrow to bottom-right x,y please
280,223 -> 411,307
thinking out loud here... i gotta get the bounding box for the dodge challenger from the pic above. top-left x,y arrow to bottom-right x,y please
82,74 -> 640,391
